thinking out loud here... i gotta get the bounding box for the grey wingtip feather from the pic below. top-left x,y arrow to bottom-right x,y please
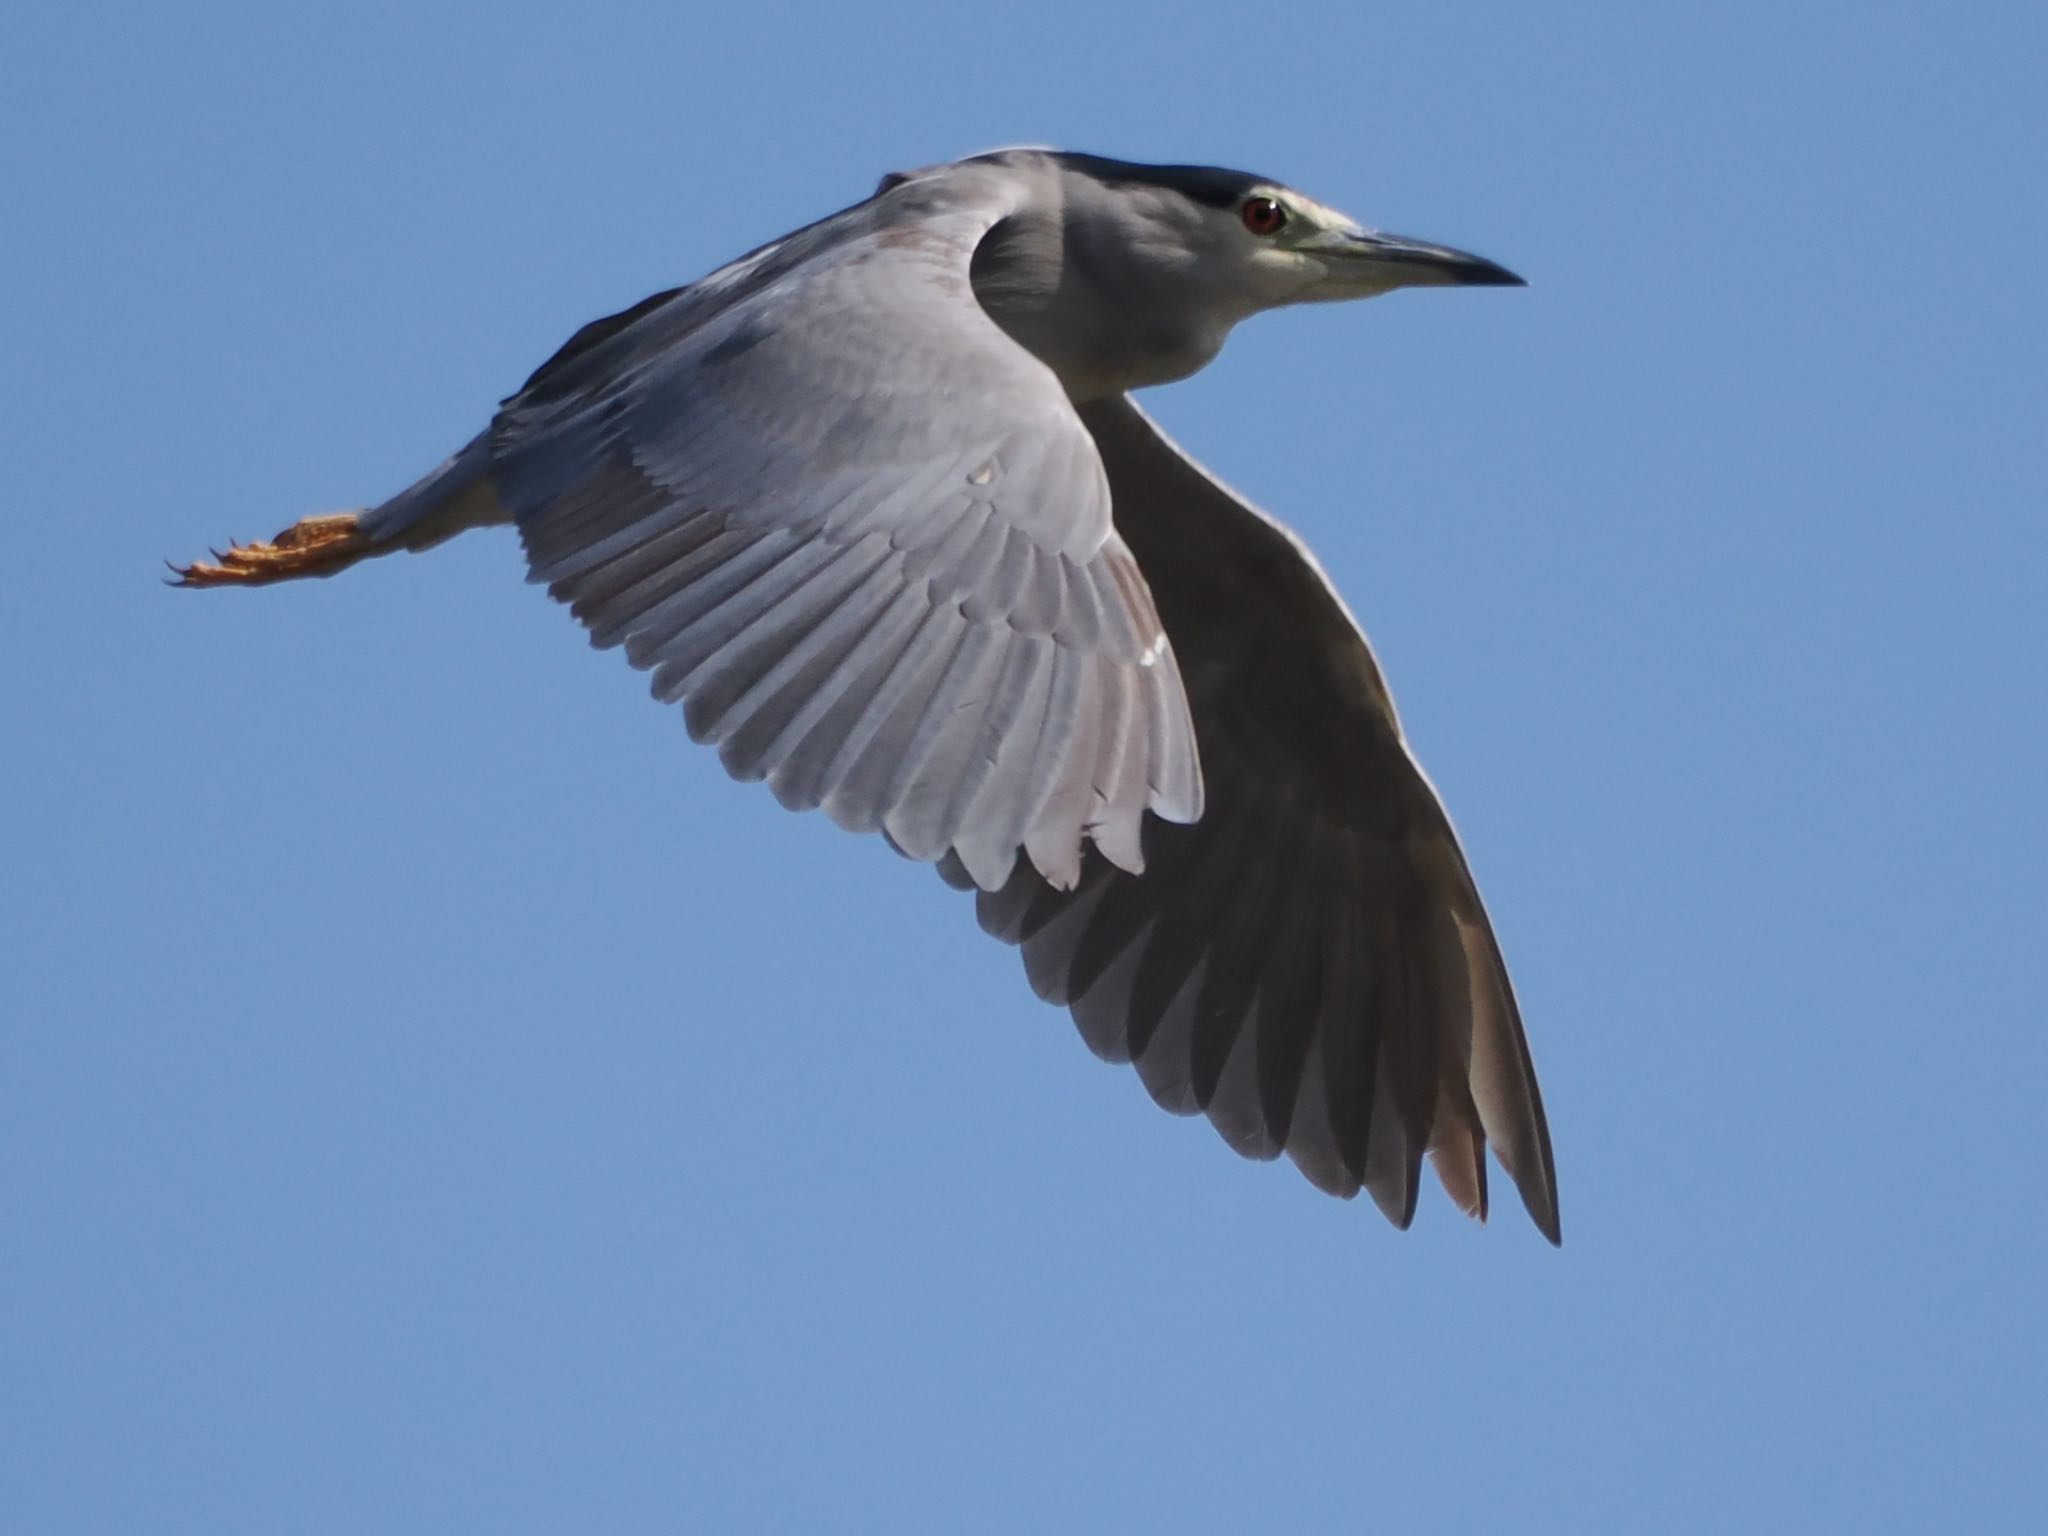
1519,1171 -> 1563,1246
1366,1176 -> 1419,1230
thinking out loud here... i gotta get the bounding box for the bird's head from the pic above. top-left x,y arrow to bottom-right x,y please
1055,154 -> 1524,311
956,151 -> 1522,397
1206,182 -> 1524,307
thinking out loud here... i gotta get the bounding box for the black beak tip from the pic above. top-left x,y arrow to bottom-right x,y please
1459,256 -> 1526,288
1367,233 -> 1527,289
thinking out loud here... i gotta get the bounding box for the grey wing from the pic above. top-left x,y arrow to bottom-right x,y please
963,394 -> 1559,1240
488,176 -> 1201,891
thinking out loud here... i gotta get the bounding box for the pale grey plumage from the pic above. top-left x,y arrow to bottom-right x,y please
176,148 -> 1558,1242
493,167 -> 1203,891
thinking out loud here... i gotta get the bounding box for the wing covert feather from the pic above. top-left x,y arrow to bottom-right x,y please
488,169 -> 1201,890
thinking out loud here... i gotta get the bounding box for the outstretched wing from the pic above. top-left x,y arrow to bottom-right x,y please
489,171 -> 1201,891
962,394 -> 1559,1240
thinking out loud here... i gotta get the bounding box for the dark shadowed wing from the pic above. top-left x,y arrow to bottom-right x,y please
488,170 -> 1201,891
957,395 -> 1559,1239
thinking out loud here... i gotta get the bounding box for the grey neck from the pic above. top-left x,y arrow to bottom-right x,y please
967,188 -> 1239,403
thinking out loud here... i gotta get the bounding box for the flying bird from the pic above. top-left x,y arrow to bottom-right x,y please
175,149 -> 1560,1241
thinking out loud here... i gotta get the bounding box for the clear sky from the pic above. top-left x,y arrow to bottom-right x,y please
4,2 -> 2044,1531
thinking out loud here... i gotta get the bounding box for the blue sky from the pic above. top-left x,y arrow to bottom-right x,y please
4,2 -> 2044,1530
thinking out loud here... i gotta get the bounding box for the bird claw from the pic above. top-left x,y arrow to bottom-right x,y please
170,512 -> 369,587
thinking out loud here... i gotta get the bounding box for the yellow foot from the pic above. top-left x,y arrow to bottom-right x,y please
170,512 -> 370,587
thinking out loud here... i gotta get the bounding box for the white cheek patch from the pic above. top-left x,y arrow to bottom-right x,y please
1293,192 -> 1364,232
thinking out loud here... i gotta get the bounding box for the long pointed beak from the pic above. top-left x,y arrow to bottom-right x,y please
1308,227 -> 1526,294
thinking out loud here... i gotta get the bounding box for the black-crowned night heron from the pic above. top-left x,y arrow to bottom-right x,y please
176,148 -> 1560,1242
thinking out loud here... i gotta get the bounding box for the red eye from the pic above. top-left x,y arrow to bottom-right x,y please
1240,196 -> 1287,236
